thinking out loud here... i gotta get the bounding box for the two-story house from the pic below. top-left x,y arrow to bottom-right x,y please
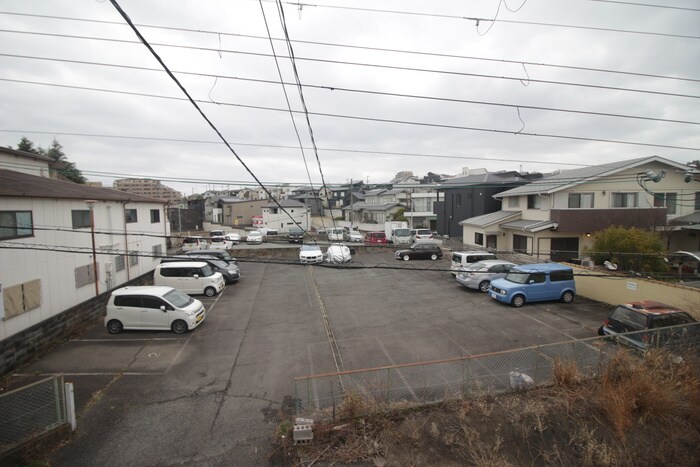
0,162 -> 167,343
459,156 -> 699,261
262,198 -> 310,231
343,188 -> 405,224
435,170 -> 540,238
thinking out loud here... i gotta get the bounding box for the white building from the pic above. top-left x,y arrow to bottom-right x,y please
261,199 -> 309,232
0,156 -> 168,341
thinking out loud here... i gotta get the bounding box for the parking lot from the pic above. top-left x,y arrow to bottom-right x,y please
9,249 -> 610,466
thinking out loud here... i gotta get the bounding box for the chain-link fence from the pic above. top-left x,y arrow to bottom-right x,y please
294,322 -> 700,419
0,375 -> 67,454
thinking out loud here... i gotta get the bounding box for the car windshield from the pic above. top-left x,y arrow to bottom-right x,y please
417,230 -> 431,235
210,237 -> 224,243
200,265 -> 215,276
164,289 -> 194,308
504,272 -> 530,284
206,259 -> 228,269
301,245 -> 321,252
183,237 -> 199,244
394,229 -> 410,236
610,307 -> 648,328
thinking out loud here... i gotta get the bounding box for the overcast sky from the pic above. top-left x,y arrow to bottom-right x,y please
1,0 -> 698,195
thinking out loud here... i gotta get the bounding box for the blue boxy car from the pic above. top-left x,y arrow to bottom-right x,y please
488,263 -> 576,308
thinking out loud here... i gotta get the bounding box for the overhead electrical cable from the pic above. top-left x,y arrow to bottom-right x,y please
259,0 -> 700,40
107,0 -> 303,231
1,23 -> 698,84
2,76 -> 695,127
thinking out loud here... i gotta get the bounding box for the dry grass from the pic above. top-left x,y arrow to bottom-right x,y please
277,349 -> 700,466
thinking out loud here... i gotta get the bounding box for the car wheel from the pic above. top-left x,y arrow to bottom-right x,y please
511,295 -> 525,307
597,326 -> 605,336
430,254 -> 437,261
204,286 -> 217,297
107,319 -> 123,334
478,280 -> 490,293
561,291 -> 575,303
171,320 -> 188,334
403,255 -> 410,261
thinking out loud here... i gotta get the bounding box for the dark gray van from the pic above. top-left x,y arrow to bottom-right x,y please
184,249 -> 237,265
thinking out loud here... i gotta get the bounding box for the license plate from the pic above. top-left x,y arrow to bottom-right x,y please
196,314 -> 204,323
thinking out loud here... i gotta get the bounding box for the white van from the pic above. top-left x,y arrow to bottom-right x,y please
154,261 -> 225,296
450,251 -> 497,275
391,227 -> 412,245
105,286 -> 206,334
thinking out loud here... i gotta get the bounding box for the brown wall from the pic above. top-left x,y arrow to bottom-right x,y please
551,208 -> 667,233
222,200 -> 268,226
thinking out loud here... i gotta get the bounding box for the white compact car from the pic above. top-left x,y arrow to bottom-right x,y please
154,261 -> 225,297
246,231 -> 263,244
224,232 -> 241,244
299,244 -> 324,264
209,236 -> 228,250
105,286 -> 206,334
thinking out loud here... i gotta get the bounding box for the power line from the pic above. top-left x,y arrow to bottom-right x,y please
107,0 -> 306,234
0,129 -> 593,169
2,19 -> 698,83
2,75 -> 697,152
589,0 -> 700,12
263,0 -> 700,40
2,34 -> 698,99
4,64 -> 697,126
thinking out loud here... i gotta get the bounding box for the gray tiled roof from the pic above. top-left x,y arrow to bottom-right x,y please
0,169 -> 164,203
495,156 -> 687,198
459,210 -> 520,227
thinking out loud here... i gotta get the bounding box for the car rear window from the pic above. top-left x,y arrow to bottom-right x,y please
609,306 -> 647,329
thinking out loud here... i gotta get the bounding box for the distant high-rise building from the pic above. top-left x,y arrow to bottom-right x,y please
113,178 -> 182,204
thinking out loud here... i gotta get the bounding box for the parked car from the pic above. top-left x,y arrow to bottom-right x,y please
181,236 -> 207,252
489,263 -> 575,307
154,261 -> 225,297
365,231 -> 388,245
597,301 -> 697,350
391,228 -> 412,245
288,227 -> 305,243
327,228 -> 345,242
299,244 -> 324,264
395,243 -> 443,261
209,236 -> 228,250
411,228 -> 433,242
456,260 -> 517,292
224,232 -> 241,244
326,243 -> 351,263
160,255 -> 240,284
450,251 -> 498,276
209,230 -> 224,238
344,230 -> 364,243
184,249 -> 237,265
665,251 -> 700,277
105,286 -> 206,335
246,231 -> 263,244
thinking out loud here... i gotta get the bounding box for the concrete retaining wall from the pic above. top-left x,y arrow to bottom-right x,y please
0,273 -> 153,376
569,264 -> 700,318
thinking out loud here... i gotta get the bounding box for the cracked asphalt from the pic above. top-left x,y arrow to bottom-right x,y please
7,250 -> 611,466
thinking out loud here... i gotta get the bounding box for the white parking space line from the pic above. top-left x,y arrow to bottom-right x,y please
73,338 -> 181,342
514,307 -> 602,353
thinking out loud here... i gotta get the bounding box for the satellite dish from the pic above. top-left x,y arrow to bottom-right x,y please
604,261 -> 618,271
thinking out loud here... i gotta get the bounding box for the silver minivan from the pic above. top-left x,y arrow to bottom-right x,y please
154,261 -> 225,297
450,251 -> 497,275
105,286 -> 206,334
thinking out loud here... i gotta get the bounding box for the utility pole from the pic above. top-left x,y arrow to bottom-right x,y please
85,200 -> 99,296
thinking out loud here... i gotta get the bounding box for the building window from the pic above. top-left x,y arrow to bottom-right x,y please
568,193 -> 594,208
507,197 -> 519,208
0,211 -> 34,240
129,254 -> 139,266
2,279 -> 42,319
72,210 -> 91,229
125,209 -> 138,223
527,195 -> 541,209
612,192 -> 638,208
474,232 -> 484,245
150,209 -> 160,223
653,192 -> 677,215
115,255 -> 126,272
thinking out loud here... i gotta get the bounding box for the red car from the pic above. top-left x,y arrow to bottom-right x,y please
365,231 -> 388,244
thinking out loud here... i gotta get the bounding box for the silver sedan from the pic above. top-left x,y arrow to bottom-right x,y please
456,260 -> 516,292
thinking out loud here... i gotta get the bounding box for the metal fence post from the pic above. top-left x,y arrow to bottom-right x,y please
64,382 -> 76,431
386,368 -> 391,404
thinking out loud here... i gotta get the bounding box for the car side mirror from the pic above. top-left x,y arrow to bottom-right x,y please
160,305 -> 167,312
193,274 -> 199,279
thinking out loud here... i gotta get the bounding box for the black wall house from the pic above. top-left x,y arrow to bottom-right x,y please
435,171 -> 540,238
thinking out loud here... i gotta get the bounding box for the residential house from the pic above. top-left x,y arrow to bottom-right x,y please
0,164 -> 167,342
262,198 -> 309,231
290,187 -> 324,216
344,188 -> 405,224
435,170 -> 539,238
0,147 -> 52,177
217,198 -> 269,227
460,156 -> 699,261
